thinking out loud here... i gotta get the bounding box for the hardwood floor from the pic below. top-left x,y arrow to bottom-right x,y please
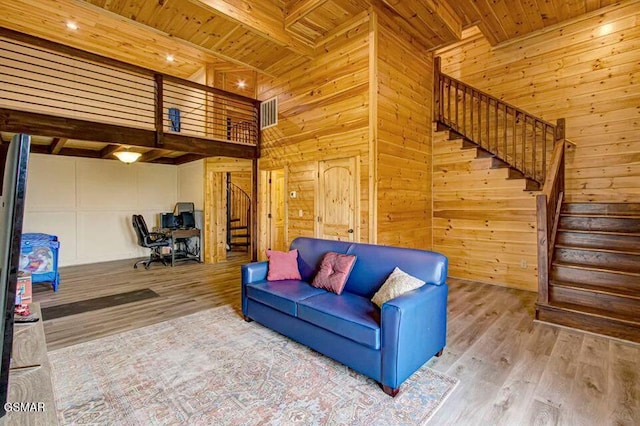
428,278 -> 640,425
35,252 -> 250,351
34,258 -> 640,425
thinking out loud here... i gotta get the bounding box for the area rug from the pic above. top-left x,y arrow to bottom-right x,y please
49,305 -> 458,425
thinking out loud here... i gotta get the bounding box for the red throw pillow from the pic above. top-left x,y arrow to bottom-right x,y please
266,249 -> 302,281
311,252 -> 357,295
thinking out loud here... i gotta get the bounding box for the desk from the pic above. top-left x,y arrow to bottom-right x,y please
156,228 -> 202,266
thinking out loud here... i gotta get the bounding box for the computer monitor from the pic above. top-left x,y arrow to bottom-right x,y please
160,213 -> 178,229
180,212 -> 195,229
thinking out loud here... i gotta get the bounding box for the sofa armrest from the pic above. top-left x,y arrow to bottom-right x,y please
242,261 -> 268,284
241,261 -> 268,316
380,283 -> 448,390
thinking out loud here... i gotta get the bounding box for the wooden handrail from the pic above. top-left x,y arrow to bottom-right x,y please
433,58 -> 568,310
434,57 -> 555,185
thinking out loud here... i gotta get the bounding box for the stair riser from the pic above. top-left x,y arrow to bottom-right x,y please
551,265 -> 638,290
549,286 -> 640,318
559,216 -> 640,232
556,232 -> 640,252
554,248 -> 640,274
536,305 -> 640,344
562,203 -> 640,216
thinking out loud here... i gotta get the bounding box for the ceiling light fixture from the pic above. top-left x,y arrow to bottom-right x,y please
166,54 -> 175,62
66,22 -> 78,31
114,149 -> 142,164
236,79 -> 247,89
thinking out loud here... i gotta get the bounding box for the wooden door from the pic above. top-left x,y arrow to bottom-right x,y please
269,169 -> 286,251
317,157 -> 358,242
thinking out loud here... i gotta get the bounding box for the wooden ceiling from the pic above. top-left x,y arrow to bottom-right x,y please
0,0 -> 621,80
0,0 -> 623,163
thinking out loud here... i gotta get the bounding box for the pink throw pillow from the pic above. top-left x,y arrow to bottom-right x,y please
311,252 -> 357,295
266,249 -> 302,281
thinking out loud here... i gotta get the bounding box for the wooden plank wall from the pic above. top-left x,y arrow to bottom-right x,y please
257,16 -> 371,246
375,12 -> 433,249
432,129 -> 538,291
437,1 -> 640,202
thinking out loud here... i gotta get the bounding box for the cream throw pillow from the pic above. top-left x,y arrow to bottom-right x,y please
371,267 -> 426,307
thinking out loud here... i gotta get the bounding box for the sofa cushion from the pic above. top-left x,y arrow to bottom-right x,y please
345,243 -> 448,298
371,267 -> 426,307
266,249 -> 302,281
311,252 -> 357,295
297,292 -> 381,350
245,280 -> 326,316
291,237 -> 352,282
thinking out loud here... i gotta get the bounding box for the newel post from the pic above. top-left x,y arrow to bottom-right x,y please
433,56 -> 441,122
154,73 -> 164,147
536,194 -> 549,306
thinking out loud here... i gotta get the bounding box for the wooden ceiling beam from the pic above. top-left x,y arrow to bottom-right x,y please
100,144 -> 122,159
381,0 -> 463,45
31,144 -> 101,159
139,149 -> 173,163
189,0 -> 314,57
285,0 -> 329,28
172,154 -> 208,165
48,137 -> 67,154
0,108 -> 156,149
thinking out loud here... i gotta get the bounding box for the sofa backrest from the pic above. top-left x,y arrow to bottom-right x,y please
290,237 -> 352,282
290,237 -> 448,298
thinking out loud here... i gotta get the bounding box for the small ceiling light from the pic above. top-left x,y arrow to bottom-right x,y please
236,79 -> 247,89
114,149 -> 142,164
166,54 -> 175,62
66,21 -> 78,31
599,23 -> 613,37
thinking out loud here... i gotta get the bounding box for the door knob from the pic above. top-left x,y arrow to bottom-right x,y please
347,229 -> 354,233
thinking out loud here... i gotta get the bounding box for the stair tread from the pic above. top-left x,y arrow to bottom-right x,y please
230,242 -> 250,246
550,280 -> 640,300
231,234 -> 250,238
555,243 -> 640,256
230,226 -> 248,230
553,261 -> 640,277
542,301 -> 640,326
561,213 -> 640,219
558,228 -> 640,237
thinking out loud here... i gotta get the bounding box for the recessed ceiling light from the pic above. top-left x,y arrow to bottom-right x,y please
66,21 -> 78,31
236,79 -> 247,89
166,54 -> 175,62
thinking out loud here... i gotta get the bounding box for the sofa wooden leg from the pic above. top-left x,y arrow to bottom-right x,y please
382,384 -> 400,397
243,315 -> 253,322
435,348 -> 444,357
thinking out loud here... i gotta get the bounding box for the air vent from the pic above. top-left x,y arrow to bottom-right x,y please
260,97 -> 278,129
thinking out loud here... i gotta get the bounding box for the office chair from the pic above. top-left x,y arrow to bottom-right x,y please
132,214 -> 172,269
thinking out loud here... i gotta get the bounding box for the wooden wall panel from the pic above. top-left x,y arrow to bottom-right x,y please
375,12 -> 433,249
432,130 -> 538,291
437,2 -> 640,202
257,18 -> 371,247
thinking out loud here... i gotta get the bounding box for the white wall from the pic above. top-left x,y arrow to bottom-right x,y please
177,159 -> 204,210
23,154 -> 178,266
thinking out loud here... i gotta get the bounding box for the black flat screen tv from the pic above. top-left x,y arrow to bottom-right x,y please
0,134 -> 30,418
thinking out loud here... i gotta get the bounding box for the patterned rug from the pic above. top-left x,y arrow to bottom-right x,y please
49,305 -> 458,425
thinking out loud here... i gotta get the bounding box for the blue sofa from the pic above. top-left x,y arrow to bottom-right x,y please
241,237 -> 448,396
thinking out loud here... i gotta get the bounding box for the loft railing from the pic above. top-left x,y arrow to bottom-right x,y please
434,57 -> 556,185
0,32 -> 259,147
226,179 -> 251,250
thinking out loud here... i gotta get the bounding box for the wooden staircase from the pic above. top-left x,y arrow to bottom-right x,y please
434,55 -> 640,344
536,203 -> 640,342
227,178 -> 251,252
